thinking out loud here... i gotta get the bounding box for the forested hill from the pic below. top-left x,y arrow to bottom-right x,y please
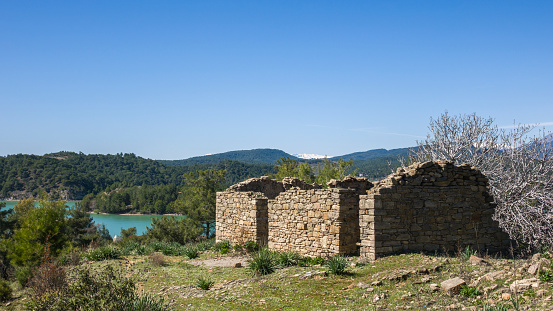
160,148 -> 297,165
331,148 -> 410,161
0,152 -> 275,200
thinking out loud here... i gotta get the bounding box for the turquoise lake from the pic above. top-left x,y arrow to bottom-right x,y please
0,201 -> 178,237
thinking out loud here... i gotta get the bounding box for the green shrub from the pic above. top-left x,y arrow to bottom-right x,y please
311,256 -> 325,265
243,240 -> 259,252
325,255 -> 347,275
194,239 -> 215,252
247,248 -> 276,276
15,266 -> 33,287
233,244 -> 243,252
213,241 -> 231,254
459,285 -> 481,298
0,279 -> 12,302
196,276 -> 214,290
184,247 -> 199,259
298,257 -> 313,267
27,265 -> 173,311
277,251 -> 302,267
147,241 -> 185,256
538,269 -> 553,282
83,245 -> 120,261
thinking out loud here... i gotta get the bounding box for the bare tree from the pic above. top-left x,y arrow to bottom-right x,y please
409,112 -> 553,248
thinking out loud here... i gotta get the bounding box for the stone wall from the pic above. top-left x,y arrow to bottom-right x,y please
359,161 -> 510,260
268,188 -> 360,257
215,191 -> 268,246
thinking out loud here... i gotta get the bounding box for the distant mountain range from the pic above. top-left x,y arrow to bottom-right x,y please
159,149 -> 296,166
160,147 -> 412,166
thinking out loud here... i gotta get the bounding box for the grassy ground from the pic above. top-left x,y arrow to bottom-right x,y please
3,250 -> 553,310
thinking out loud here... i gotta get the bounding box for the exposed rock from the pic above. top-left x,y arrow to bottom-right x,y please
481,270 -> 505,282
509,278 -> 540,293
429,283 -> 440,292
502,293 -> 511,300
440,277 -> 466,296
528,262 -> 541,275
371,280 -> 383,286
357,282 -> 370,289
469,255 -> 491,266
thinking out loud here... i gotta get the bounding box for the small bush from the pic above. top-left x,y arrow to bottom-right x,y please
147,241 -> 185,256
213,241 -> 231,254
459,285 -> 481,298
15,266 -> 33,288
194,239 -> 215,252
277,251 -> 302,267
247,248 -> 276,276
243,240 -> 259,253
325,255 -> 347,275
0,279 -> 12,302
27,253 -> 67,298
83,245 -> 120,261
298,257 -> 313,267
311,256 -> 325,265
149,253 -> 166,266
233,244 -> 243,252
196,276 -> 214,290
184,247 -> 199,259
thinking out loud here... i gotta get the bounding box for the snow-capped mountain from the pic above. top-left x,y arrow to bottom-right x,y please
293,153 -> 328,160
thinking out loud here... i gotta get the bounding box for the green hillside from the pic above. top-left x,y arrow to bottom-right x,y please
0,153 -> 275,200
332,147 -> 410,161
160,148 -> 297,166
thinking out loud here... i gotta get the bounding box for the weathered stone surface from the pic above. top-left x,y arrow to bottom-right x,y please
359,161 -> 510,260
510,278 -> 540,293
469,255 -> 491,266
217,162 -> 510,260
482,270 -> 505,282
528,262 -> 541,275
440,277 -> 466,296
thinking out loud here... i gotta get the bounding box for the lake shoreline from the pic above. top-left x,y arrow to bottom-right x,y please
89,211 -> 182,216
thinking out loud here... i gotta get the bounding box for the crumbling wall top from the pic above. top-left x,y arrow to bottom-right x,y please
327,176 -> 373,194
225,176 -> 320,199
370,161 -> 486,192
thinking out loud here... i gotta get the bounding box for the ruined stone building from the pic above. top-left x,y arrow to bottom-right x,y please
216,161 -> 510,260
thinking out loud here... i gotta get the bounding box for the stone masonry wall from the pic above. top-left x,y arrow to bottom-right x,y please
215,191 -> 268,246
268,188 -> 360,257
359,161 -> 510,260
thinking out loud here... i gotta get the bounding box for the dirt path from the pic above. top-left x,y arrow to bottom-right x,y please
188,255 -> 249,268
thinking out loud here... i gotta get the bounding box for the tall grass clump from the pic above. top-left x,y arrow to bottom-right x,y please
247,248 -> 276,276
196,276 -> 214,290
127,294 -> 172,311
325,255 -> 348,275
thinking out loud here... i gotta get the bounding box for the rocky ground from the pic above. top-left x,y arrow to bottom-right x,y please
3,250 -> 553,310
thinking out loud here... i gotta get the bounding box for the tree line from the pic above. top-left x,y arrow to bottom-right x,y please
0,152 -> 275,200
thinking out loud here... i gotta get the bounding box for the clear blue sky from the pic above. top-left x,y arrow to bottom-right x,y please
1,1 -> 552,160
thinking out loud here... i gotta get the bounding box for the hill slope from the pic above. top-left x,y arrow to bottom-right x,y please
160,149 -> 297,166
